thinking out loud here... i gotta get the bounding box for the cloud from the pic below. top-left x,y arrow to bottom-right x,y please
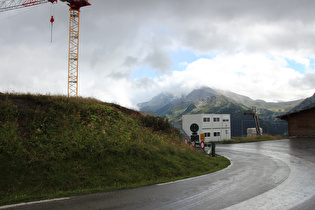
130,53 -> 313,104
123,56 -> 138,67
290,71 -> 315,89
144,47 -> 172,73
1,0 -> 315,108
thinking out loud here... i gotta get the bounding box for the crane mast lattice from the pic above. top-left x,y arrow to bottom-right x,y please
62,0 -> 90,97
0,0 -> 91,97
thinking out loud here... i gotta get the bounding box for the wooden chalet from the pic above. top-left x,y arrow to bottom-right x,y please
277,106 -> 315,138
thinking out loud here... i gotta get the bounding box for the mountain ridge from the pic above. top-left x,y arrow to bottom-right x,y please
289,93 -> 315,112
138,87 -> 307,136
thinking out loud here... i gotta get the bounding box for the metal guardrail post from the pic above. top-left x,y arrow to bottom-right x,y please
211,142 -> 216,157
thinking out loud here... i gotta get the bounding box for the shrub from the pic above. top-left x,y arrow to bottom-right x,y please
140,115 -> 172,133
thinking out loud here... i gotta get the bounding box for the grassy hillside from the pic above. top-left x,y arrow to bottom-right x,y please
0,93 -> 230,205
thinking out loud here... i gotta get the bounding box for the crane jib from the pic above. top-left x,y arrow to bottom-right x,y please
0,0 -> 57,12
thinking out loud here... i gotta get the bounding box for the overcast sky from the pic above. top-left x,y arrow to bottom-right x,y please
1,0 -> 315,109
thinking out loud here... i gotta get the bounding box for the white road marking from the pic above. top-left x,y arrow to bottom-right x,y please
0,197 -> 70,209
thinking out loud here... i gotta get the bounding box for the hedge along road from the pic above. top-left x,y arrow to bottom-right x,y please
2,138 -> 315,210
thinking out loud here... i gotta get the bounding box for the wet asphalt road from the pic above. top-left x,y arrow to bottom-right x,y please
2,138 -> 315,210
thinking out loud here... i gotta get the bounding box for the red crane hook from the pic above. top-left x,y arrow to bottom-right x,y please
50,16 -> 55,43
50,15 -> 54,23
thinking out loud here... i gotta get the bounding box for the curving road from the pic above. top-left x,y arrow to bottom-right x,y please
2,138 -> 315,209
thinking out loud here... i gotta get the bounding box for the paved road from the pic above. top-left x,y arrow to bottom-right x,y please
2,138 -> 315,209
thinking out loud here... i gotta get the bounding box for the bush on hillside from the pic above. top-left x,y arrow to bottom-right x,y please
140,115 -> 170,132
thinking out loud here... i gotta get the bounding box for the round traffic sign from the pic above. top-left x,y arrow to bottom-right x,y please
190,123 -> 199,132
200,141 -> 205,150
191,141 -> 195,148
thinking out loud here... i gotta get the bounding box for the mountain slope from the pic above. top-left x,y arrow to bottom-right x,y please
185,86 -> 220,101
218,90 -> 302,112
290,93 -> 315,112
137,92 -> 175,112
165,94 -> 286,137
139,87 -> 300,136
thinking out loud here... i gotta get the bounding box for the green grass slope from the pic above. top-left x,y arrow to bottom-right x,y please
0,93 -> 230,205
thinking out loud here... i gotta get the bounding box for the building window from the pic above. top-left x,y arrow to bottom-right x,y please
203,117 -> 210,122
205,132 -> 211,137
223,119 -> 229,122
214,132 -> 220,136
213,117 -> 220,122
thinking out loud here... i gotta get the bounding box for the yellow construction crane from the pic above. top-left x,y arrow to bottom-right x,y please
0,0 -> 91,97
237,106 -> 262,136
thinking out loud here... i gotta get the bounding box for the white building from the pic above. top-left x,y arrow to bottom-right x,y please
182,114 -> 231,142
247,128 -> 263,137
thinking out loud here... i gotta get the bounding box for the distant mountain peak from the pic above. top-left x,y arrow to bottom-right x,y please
185,87 -> 220,101
138,86 -> 304,115
137,92 -> 175,112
